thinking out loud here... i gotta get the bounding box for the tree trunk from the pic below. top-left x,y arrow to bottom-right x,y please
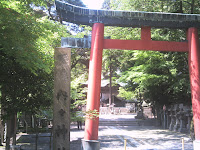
35,117 -> 38,150
6,118 -> 11,150
32,115 -> 35,128
12,113 -> 17,145
155,105 -> 161,126
0,119 -> 4,146
0,91 -> 5,146
191,0 -> 194,14
109,58 -> 112,107
5,113 -> 16,149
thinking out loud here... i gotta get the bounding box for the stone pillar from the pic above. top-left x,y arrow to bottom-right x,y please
53,48 -> 71,150
83,23 -> 104,150
188,27 -> 200,150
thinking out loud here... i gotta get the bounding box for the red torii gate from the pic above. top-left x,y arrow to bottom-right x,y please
85,23 -> 200,149
55,1 -> 200,149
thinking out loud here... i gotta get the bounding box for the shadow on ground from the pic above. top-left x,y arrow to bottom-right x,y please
16,133 -> 52,150
70,138 -> 82,150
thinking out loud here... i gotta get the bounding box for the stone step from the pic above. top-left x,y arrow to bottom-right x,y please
99,119 -> 157,126
99,121 -> 139,126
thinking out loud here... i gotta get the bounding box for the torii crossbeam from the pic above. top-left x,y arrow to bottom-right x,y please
55,1 -> 200,150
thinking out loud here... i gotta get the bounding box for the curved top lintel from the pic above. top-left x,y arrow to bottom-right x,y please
55,0 -> 200,29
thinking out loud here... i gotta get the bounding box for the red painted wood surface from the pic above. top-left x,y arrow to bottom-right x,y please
104,26 -> 188,52
104,39 -> 188,52
141,26 -> 151,41
188,27 -> 200,141
84,23 -> 104,140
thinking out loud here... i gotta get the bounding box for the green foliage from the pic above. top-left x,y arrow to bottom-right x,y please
118,87 -> 135,100
71,100 -> 87,110
71,109 -> 99,122
102,49 -> 123,79
0,2 -> 69,74
35,109 -> 53,120
0,0 -> 70,117
69,27 -> 92,107
118,50 -> 191,106
110,0 -> 200,14
85,109 -> 99,120
0,62 -> 54,116
71,73 -> 88,103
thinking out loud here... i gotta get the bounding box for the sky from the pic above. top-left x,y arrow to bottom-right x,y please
82,0 -> 104,9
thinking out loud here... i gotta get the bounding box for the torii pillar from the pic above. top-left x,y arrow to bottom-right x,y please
188,27 -> 200,149
82,23 -> 104,150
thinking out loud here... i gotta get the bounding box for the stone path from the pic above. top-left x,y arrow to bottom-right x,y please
70,114 -> 194,150
70,124 -> 193,150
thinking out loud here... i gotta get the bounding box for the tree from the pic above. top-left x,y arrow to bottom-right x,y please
0,0 -> 72,148
109,0 -> 200,14
0,1 -> 70,111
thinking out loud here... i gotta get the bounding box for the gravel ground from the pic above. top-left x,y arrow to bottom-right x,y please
70,114 -> 194,150
70,125 -> 193,150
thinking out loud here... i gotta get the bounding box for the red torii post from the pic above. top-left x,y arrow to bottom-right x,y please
83,23 -> 200,149
188,27 -> 200,149
82,23 -> 104,149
